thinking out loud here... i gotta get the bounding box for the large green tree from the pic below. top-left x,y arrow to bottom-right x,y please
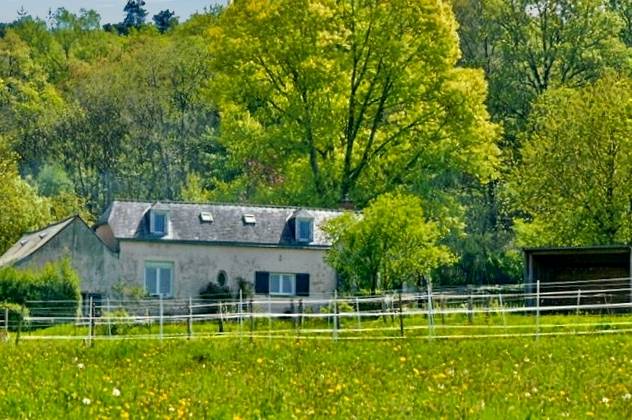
207,0 -> 499,207
324,192 -> 453,293
453,0 -> 629,144
508,75 -> 632,247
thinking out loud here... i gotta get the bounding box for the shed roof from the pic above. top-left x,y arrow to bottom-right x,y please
524,245 -> 632,256
0,216 -> 78,267
97,200 -> 343,248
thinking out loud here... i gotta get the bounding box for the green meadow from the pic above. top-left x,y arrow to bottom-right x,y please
1,333 -> 632,419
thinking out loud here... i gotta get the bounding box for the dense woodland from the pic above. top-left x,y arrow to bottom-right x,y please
1,0 -> 631,287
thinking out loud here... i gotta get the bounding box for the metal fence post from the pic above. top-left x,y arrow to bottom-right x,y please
159,295 -> 164,341
355,297 -> 361,331
87,295 -> 93,345
427,281 -> 434,338
106,297 -> 112,337
536,280 -> 540,339
268,295 -> 272,342
333,290 -> 338,341
499,292 -> 507,330
576,289 -> 582,315
398,292 -> 404,337
188,297 -> 193,339
239,290 -> 244,341
4,308 -> 8,333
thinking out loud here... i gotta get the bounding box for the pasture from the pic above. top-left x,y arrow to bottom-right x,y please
1,334 -> 632,418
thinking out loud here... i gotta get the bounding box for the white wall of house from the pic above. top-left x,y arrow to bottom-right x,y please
117,240 -> 337,299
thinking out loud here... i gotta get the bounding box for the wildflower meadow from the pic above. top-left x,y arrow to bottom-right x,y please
1,334 -> 631,418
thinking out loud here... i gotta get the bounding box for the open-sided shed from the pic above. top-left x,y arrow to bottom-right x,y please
524,246 -> 632,309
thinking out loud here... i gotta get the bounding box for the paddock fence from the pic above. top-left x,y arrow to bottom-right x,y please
4,277 -> 632,342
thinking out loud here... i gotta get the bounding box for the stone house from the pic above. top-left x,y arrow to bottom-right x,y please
0,201 -> 343,300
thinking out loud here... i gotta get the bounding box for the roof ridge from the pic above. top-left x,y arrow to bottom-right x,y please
110,198 -> 344,213
22,215 -> 79,235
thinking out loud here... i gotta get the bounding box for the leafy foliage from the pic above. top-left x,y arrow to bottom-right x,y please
324,193 -> 453,292
208,0 -> 499,206
0,259 -> 80,315
508,75 -> 632,247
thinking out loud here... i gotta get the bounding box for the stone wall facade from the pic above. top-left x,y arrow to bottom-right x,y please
116,240 -> 337,299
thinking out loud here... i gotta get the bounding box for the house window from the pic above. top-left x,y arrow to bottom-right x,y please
296,218 -> 313,242
144,262 -> 174,297
270,273 -> 296,296
150,210 -> 169,235
217,270 -> 227,287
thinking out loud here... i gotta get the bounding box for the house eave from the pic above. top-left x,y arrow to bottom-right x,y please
117,237 -> 331,250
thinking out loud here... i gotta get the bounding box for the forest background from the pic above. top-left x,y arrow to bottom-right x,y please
1,0 -> 631,287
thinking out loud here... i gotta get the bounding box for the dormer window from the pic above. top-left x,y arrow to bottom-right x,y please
296,218 -> 313,242
150,210 -> 169,235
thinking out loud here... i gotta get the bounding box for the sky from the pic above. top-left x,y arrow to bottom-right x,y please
1,0 -> 226,24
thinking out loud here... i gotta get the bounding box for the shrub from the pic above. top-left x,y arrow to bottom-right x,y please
0,259 -> 81,317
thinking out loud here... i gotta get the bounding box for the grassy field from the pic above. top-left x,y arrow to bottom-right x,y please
1,333 -> 632,419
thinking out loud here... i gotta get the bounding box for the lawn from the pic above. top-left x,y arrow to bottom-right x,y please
1,334 -> 632,418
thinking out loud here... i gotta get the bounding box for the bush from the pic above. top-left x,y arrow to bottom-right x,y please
0,259 -> 81,317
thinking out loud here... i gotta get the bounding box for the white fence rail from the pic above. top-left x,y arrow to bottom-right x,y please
4,278 -> 632,342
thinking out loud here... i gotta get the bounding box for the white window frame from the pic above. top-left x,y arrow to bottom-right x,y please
269,273 -> 296,296
296,218 -> 313,242
150,210 -> 169,235
144,261 -> 174,298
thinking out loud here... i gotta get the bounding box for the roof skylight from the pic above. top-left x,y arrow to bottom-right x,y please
243,214 -> 256,225
200,212 -> 214,223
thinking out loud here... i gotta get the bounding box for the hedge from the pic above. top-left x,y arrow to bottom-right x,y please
0,259 -> 81,317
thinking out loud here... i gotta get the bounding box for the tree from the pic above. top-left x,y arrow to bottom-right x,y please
0,138 -> 51,253
609,0 -> 632,47
453,0 -> 629,143
122,0 -> 147,33
153,10 -> 178,34
508,75 -> 632,247
323,193 -> 453,293
208,0 -> 499,207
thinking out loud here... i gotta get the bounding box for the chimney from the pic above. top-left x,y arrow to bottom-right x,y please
340,195 -> 354,210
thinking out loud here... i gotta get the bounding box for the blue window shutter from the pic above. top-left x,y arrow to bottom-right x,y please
296,273 -> 310,296
255,271 -> 269,294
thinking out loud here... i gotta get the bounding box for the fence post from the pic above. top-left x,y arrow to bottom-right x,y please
467,287 -> 474,324
4,308 -> 8,334
268,295 -> 272,342
427,280 -> 434,338
187,297 -> 193,339
218,301 -> 225,333
333,290 -> 338,341
87,295 -> 93,346
249,298 -> 254,342
398,292 -> 404,337
106,297 -> 112,337
536,280 -> 540,340
239,290 -> 243,341
499,292 -> 507,330
298,299 -> 304,332
159,295 -> 164,341
576,289 -> 582,316
355,297 -> 361,331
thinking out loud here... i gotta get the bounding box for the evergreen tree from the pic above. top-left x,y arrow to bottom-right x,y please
153,10 -> 178,34
122,0 -> 147,32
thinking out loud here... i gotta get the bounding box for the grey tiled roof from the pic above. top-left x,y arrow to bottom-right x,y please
98,201 -> 343,247
0,216 -> 77,266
